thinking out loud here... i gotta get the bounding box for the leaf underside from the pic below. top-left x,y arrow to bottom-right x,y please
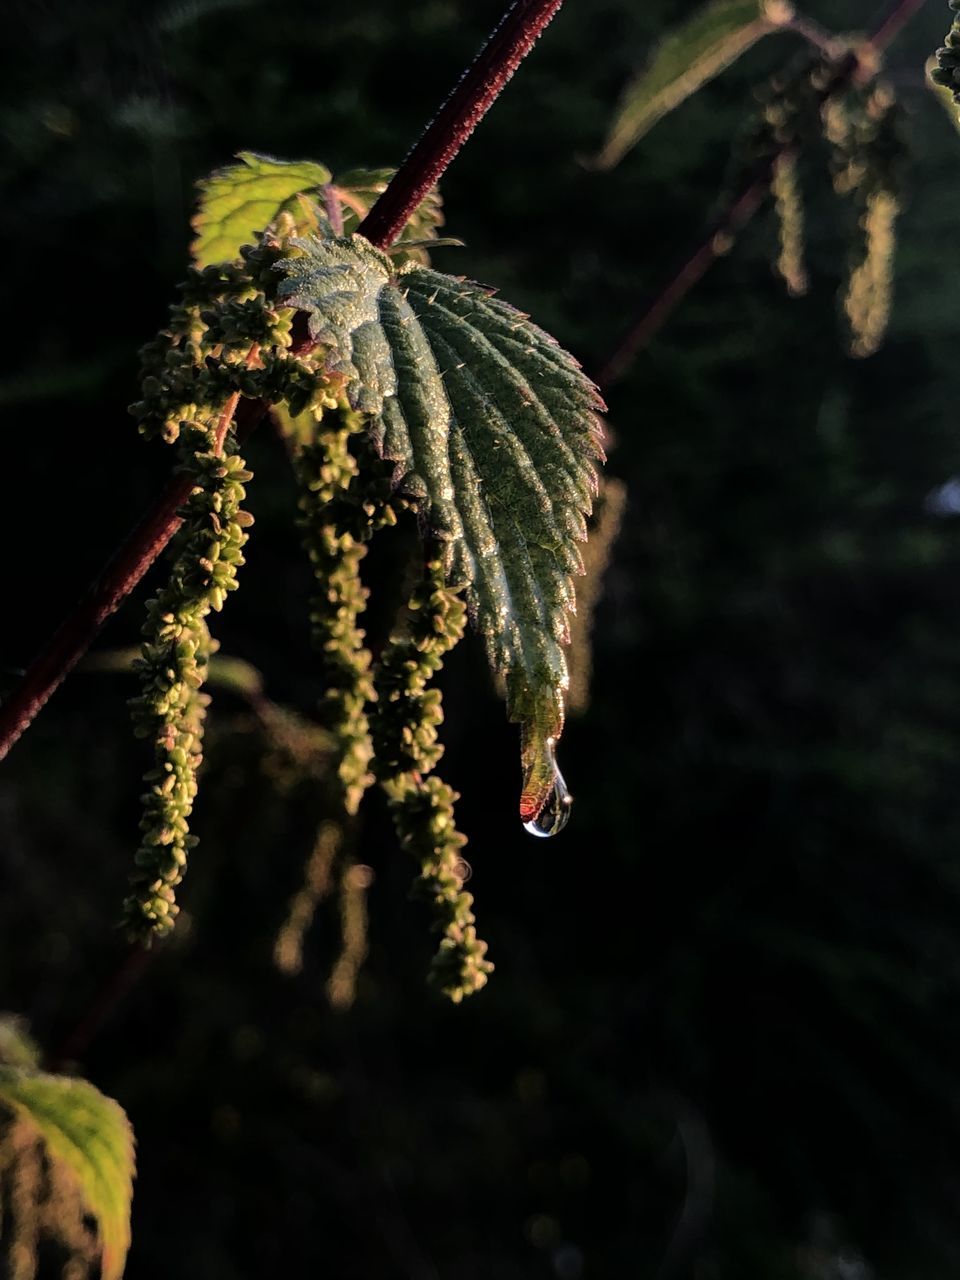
595,0 -> 793,169
277,236 -> 605,743
0,1067 -> 135,1280
192,152 -> 444,268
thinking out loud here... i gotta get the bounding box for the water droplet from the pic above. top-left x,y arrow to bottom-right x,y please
520,735 -> 573,838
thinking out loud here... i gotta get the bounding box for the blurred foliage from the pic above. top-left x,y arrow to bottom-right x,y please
593,0 -> 795,170
0,1065 -> 135,1280
3,0 -> 960,1276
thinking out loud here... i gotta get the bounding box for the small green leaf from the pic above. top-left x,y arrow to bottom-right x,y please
192,151 -> 332,266
192,155 -> 445,268
594,0 -> 794,169
0,1067 -> 135,1280
277,236 -> 604,823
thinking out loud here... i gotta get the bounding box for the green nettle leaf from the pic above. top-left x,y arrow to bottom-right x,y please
0,1067 -> 135,1280
594,0 -> 795,169
192,152 -> 444,268
192,150 -> 332,266
278,236 -> 605,835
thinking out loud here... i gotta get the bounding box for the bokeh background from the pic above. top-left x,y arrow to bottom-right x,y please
3,0 -> 960,1275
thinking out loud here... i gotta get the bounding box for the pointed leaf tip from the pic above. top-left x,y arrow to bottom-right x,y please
192,151 -> 333,266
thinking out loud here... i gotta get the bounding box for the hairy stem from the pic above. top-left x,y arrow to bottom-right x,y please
786,14 -> 839,55
356,0 -> 566,249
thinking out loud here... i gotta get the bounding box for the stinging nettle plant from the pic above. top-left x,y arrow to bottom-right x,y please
1,2 -> 598,1266
0,1 -> 938,1272
122,155 -> 605,1001
0,0 -> 606,1012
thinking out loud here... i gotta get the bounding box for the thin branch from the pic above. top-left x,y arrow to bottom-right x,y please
356,0 -> 566,249
24,0 -> 567,1071
46,943 -> 151,1072
595,176 -> 771,390
596,0 -> 925,390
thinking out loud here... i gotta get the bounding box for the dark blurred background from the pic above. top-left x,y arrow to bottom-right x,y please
3,0 -> 960,1275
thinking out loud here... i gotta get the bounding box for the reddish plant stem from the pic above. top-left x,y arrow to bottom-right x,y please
0,398 -> 267,764
595,177 -> 771,390
596,0 -> 925,390
0,0 -> 565,767
356,0 -> 566,249
46,943 -> 151,1072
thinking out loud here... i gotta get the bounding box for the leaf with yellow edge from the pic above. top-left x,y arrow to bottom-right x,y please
192,150 -> 332,266
0,1067 -> 135,1280
192,153 -> 446,268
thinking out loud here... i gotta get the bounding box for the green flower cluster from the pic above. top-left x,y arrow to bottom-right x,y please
822,77 -> 905,358
737,51 -> 826,298
747,51 -> 824,153
130,248 -> 293,447
126,437 -> 253,937
823,78 -> 904,204
296,410 -> 400,816
371,559 -> 493,1003
932,2 -> 960,102
124,248 -> 299,938
123,234 -> 499,999
770,150 -> 808,299
737,43 -> 906,358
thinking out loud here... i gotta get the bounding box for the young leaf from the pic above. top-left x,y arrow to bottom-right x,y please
192,153 -> 444,268
594,0 -> 795,169
277,236 -> 605,831
192,150 -> 332,266
0,1067 -> 135,1280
